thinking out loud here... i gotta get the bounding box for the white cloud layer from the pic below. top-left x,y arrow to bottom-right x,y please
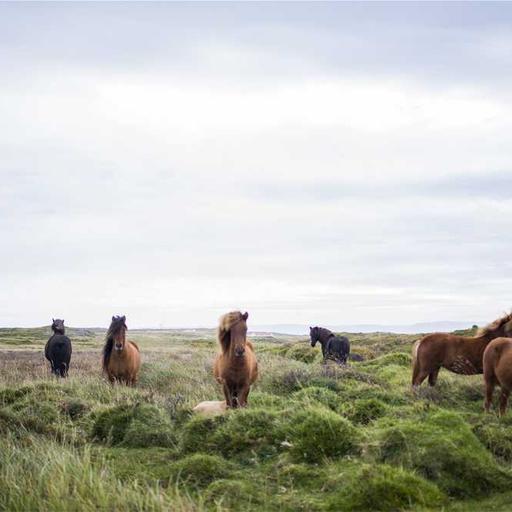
1,3 -> 512,328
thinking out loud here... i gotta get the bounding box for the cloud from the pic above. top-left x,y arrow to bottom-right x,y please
1,3 -> 512,327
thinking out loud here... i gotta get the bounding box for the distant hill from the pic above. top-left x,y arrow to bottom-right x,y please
252,321 -> 482,335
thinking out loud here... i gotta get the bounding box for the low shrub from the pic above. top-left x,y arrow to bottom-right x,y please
292,386 -> 342,412
376,410 -> 512,497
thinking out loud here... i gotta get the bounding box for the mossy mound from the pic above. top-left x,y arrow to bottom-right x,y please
376,410 -> 512,497
0,383 -> 74,434
285,406 -> 361,463
211,408 -> 283,458
360,352 -> 411,368
473,417 -> 512,461
205,479 -> 262,509
180,413 -> 226,453
292,386 -> 342,412
341,398 -> 388,424
170,453 -> 233,487
325,463 -> 445,511
286,344 -> 319,364
92,404 -> 175,447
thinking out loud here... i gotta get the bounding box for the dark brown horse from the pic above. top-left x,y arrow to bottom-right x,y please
412,312 -> 512,387
45,318 -> 72,377
213,311 -> 258,408
102,315 -> 141,386
483,337 -> 512,415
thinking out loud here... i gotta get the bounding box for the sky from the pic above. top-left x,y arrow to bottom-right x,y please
1,2 -> 512,329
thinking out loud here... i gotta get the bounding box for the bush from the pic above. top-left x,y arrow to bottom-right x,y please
342,398 -> 388,425
285,407 -> 360,463
326,464 -> 444,511
212,408 -> 283,458
92,404 -> 175,447
170,454 -> 232,487
376,411 -> 512,497
287,345 -> 319,364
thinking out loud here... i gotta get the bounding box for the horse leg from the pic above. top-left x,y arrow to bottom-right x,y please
499,389 -> 510,416
238,384 -> 251,407
223,382 -> 235,408
428,367 -> 440,386
484,380 -> 495,413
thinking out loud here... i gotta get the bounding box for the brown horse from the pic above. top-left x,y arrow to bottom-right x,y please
102,315 -> 141,385
412,312 -> 512,387
483,337 -> 512,415
213,311 -> 258,408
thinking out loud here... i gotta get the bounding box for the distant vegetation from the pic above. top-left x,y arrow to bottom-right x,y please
2,325 -> 512,511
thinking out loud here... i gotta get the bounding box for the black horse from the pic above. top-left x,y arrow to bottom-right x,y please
310,326 -> 350,364
45,318 -> 72,377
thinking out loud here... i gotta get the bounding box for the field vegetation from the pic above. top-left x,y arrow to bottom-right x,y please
1,325 -> 511,511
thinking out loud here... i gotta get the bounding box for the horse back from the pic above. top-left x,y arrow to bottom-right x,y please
129,340 -> 140,352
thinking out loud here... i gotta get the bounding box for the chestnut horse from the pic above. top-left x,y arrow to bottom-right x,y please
483,337 -> 512,415
213,311 -> 258,408
102,315 -> 141,385
412,312 -> 512,387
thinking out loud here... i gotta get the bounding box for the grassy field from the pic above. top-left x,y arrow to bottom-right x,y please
1,325 -> 512,511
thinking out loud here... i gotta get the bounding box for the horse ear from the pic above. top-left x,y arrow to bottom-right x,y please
112,316 -> 116,321
62,319 -> 64,324
52,318 -> 55,323
242,312 -> 249,321
122,315 -> 126,322
309,326 -> 312,331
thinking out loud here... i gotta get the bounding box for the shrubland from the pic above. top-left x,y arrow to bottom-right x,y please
1,327 -> 512,511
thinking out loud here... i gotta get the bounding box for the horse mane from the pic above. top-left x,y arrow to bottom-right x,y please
315,326 -> 334,339
102,316 -> 127,371
217,311 -> 245,352
478,312 -> 512,336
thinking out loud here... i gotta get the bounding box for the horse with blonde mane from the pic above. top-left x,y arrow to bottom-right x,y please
412,312 -> 512,387
483,337 -> 512,415
213,311 -> 258,408
102,315 -> 141,386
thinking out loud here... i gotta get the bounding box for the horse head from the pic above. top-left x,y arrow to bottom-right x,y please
231,312 -> 249,358
310,326 -> 319,347
52,318 -> 65,334
109,315 -> 127,352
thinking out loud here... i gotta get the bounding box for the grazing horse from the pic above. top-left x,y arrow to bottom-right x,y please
412,312 -> 512,387
102,315 -> 140,386
310,326 -> 350,364
483,337 -> 512,415
213,311 -> 258,408
45,318 -> 72,377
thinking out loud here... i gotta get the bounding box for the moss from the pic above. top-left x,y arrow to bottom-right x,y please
376,410 -> 512,497
342,398 -> 388,425
325,463 -> 444,511
170,453 -> 233,487
285,407 -> 360,463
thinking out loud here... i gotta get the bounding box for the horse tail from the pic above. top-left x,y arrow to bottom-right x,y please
411,339 -> 421,385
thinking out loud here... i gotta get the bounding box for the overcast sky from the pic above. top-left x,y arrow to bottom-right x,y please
1,2 -> 512,328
